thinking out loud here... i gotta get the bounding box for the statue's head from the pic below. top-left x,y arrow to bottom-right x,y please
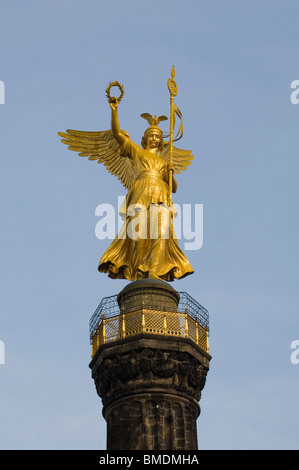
141,126 -> 163,150
140,113 -> 167,150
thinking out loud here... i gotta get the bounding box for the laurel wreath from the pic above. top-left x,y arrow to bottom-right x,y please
106,81 -> 125,104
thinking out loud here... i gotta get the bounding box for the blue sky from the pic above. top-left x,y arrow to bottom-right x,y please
0,0 -> 298,449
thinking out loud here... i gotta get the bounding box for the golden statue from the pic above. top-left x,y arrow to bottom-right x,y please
58,68 -> 194,282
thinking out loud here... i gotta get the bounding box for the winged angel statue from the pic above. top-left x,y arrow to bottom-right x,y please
58,77 -> 195,282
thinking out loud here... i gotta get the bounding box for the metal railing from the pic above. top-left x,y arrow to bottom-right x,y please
90,306 -> 209,357
89,292 -> 209,357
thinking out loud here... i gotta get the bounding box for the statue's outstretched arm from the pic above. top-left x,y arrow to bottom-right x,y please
109,101 -> 127,147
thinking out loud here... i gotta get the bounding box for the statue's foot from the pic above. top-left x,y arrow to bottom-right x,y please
148,271 -> 162,280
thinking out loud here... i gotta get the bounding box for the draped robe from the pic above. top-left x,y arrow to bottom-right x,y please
98,139 -> 194,281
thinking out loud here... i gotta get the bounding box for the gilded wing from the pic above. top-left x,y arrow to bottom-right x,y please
159,142 -> 194,174
57,129 -> 136,190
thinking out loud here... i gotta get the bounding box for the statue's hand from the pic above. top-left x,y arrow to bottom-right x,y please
109,98 -> 119,111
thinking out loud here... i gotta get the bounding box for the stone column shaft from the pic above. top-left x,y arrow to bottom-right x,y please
89,280 -> 211,450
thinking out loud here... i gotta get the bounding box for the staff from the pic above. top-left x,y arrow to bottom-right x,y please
167,66 -> 178,206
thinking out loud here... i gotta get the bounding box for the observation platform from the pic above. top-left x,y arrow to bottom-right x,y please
89,279 -> 209,357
